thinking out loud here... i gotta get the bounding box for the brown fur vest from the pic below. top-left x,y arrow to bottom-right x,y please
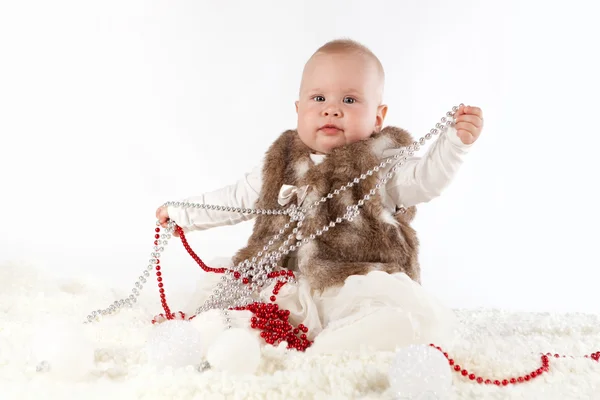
232,126 -> 420,291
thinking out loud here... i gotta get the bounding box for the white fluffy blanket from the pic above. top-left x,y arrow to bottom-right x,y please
1,262 -> 599,399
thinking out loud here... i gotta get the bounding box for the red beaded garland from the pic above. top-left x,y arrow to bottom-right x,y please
149,224 -> 600,382
150,225 -> 310,350
429,344 -> 599,385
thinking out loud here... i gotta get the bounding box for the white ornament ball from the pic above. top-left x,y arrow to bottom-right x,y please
30,319 -> 95,381
145,320 -> 204,368
206,328 -> 261,375
388,344 -> 452,399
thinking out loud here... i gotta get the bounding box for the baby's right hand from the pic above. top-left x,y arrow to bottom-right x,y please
155,206 -> 179,237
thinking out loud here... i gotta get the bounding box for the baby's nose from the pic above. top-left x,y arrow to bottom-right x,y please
323,107 -> 342,117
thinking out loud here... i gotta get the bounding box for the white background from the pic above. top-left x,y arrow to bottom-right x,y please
1,0 -> 599,313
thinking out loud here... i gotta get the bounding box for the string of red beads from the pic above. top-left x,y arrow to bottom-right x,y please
430,345 -> 599,385
150,225 -> 311,350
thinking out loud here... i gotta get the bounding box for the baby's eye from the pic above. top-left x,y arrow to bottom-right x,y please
343,97 -> 356,104
313,96 -> 325,102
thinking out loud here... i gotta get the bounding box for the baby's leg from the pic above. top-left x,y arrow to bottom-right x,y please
306,271 -> 456,354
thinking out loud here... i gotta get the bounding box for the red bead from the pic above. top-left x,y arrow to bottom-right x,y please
270,296 -> 276,302
494,380 -> 500,386
502,380 -> 508,386
461,370 -> 468,376
454,365 -> 461,371
510,378 -> 516,384
243,278 -> 249,284
155,234 -> 160,239
476,377 -> 483,384
155,228 -> 160,232
484,379 -> 491,385
468,374 -> 475,380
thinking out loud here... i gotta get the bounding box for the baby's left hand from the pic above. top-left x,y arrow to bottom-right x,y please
454,105 -> 483,145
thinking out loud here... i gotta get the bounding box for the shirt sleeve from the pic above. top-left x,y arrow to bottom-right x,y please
383,126 -> 473,208
166,161 -> 263,232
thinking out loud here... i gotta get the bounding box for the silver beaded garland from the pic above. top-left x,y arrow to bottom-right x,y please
84,106 -> 461,324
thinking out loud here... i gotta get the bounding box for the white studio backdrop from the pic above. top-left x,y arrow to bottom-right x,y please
1,0 -> 599,314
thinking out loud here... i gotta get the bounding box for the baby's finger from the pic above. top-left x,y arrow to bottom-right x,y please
464,106 -> 483,119
454,104 -> 466,118
455,121 -> 477,132
455,114 -> 483,128
455,122 -> 480,140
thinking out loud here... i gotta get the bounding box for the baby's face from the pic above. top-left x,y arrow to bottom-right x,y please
295,52 -> 387,154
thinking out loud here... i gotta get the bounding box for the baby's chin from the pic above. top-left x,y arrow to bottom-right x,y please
314,136 -> 348,153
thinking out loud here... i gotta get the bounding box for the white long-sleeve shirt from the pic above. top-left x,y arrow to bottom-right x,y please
167,126 -> 472,232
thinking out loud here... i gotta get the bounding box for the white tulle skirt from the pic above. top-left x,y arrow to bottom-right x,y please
183,258 -> 457,355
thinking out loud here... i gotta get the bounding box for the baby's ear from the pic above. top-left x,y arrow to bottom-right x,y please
376,104 -> 388,131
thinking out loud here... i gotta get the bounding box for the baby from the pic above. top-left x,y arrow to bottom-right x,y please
156,39 -> 483,353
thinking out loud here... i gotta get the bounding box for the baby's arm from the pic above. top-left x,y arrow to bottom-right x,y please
383,126 -> 472,208
165,161 -> 263,232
